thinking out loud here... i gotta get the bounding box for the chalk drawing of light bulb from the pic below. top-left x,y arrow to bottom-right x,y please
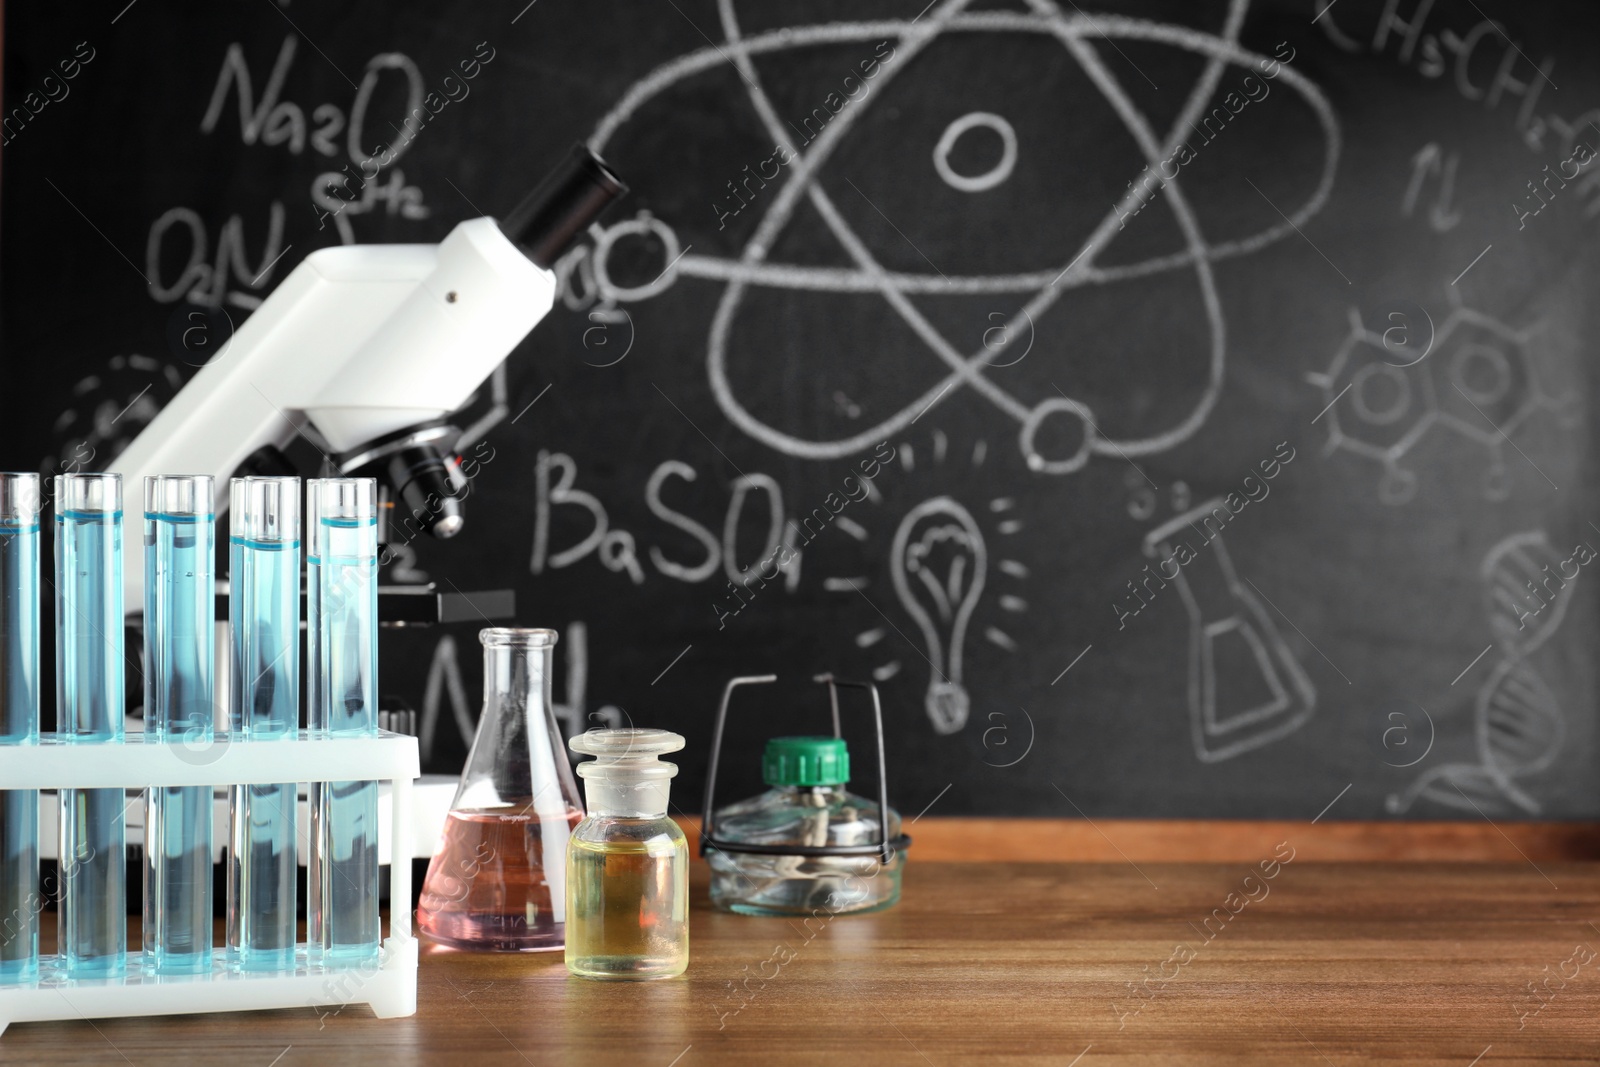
891,497 -> 987,735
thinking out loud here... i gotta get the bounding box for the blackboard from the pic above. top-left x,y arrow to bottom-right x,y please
4,0 -> 1599,820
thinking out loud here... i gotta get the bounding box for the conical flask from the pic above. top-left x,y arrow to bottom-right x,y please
417,628 -> 584,951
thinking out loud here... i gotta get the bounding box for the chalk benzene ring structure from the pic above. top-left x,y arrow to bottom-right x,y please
1308,300 -> 1579,504
588,0 -> 1341,471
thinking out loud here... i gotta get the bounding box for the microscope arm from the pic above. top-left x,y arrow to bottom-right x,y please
110,217 -> 553,612
109,143 -> 625,614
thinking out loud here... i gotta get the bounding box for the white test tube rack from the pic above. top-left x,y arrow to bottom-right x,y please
0,730 -> 419,1036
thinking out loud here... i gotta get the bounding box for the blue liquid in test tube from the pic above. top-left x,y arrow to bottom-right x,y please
307,479 -> 379,966
142,476 -> 215,974
0,474 -> 41,983
56,472 -> 127,978
227,476 -> 299,972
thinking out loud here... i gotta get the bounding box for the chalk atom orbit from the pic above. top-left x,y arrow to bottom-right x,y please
587,0 -> 1340,474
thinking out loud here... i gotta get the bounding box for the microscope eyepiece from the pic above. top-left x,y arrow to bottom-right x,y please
501,144 -> 628,268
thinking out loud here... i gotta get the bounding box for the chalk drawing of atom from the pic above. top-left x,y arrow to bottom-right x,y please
573,0 -> 1340,473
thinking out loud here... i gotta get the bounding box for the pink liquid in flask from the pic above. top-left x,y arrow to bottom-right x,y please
417,804 -> 583,951
419,627 -> 586,951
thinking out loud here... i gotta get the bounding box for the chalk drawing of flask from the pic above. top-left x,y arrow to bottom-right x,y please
1142,499 -> 1316,762
891,497 -> 985,735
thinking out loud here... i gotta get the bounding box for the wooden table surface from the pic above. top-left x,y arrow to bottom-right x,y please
8,859 -> 1600,1065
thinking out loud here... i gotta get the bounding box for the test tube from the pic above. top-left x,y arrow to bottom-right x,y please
227,476 -> 300,972
0,474 -> 41,983
142,476 -> 215,974
306,478 -> 380,966
56,472 -> 126,978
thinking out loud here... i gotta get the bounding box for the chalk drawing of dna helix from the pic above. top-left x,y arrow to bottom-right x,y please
1388,531 -> 1572,815
582,0 -> 1341,472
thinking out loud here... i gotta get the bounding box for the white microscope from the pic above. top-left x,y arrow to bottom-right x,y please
111,144 -> 627,611
87,145 -> 627,871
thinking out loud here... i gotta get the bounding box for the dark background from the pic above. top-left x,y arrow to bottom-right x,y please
2,0 -> 1596,819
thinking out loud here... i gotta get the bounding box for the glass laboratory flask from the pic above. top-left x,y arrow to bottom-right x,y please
417,628 -> 583,951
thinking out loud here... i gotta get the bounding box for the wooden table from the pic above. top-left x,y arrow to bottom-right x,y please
7,860 -> 1600,1065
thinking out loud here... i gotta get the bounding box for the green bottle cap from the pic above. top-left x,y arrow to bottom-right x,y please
762,736 -> 850,787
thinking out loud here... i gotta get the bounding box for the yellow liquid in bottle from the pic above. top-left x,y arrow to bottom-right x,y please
565,819 -> 688,980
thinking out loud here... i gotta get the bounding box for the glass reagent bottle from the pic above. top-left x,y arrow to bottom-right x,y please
565,729 -> 688,980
